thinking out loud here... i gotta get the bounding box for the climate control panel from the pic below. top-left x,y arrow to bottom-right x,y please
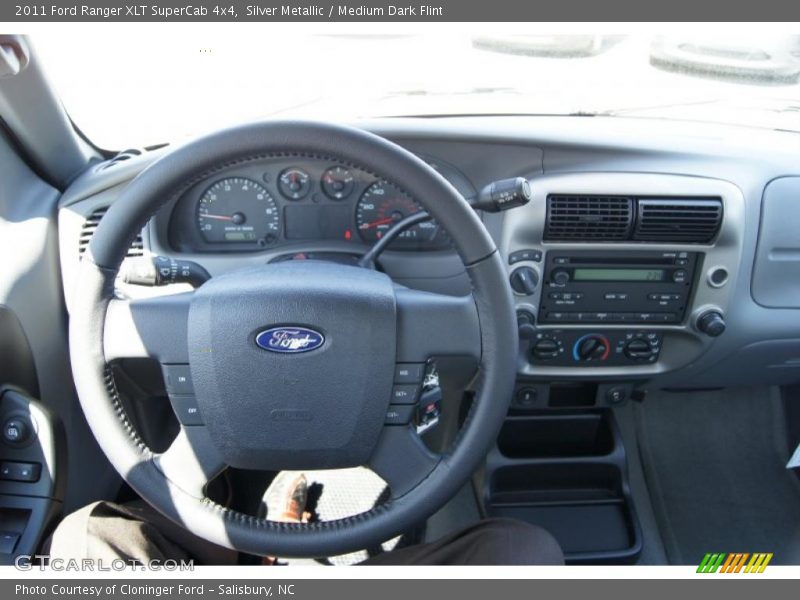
529,330 -> 662,367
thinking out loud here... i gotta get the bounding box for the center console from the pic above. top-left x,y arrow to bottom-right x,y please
479,172 -> 745,563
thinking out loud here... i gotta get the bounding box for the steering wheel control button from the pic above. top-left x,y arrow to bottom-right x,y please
509,266 -> 539,295
416,387 -> 443,435
0,461 -> 41,483
163,365 -> 194,395
508,249 -> 542,265
2,418 -> 31,446
385,405 -> 415,426
394,364 -> 425,384
391,385 -> 420,405
170,396 -> 204,426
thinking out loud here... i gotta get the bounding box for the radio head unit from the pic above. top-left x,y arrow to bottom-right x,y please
538,250 -> 699,324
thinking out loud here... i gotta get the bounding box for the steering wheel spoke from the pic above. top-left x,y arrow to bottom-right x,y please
104,293 -> 192,362
155,426 -> 226,498
369,425 -> 441,499
395,287 -> 481,363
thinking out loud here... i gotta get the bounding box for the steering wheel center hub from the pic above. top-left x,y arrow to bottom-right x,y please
187,260 -> 397,471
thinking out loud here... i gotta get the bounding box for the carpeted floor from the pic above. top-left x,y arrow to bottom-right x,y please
635,387 -> 800,565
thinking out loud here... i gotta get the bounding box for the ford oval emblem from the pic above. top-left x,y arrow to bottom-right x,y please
255,326 -> 325,354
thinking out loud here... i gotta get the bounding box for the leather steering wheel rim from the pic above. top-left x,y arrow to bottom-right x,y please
69,120 -> 517,558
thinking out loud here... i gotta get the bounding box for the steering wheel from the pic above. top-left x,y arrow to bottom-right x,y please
69,121 -> 516,558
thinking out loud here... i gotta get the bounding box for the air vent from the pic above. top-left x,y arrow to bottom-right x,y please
633,199 -> 722,243
78,207 -> 144,257
545,195 -> 633,241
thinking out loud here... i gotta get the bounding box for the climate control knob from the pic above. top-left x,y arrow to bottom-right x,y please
531,338 -> 560,360
510,267 -> 539,295
624,338 -> 654,360
573,334 -> 610,362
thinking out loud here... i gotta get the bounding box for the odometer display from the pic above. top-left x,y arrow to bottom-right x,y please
196,177 -> 280,245
356,181 -> 439,246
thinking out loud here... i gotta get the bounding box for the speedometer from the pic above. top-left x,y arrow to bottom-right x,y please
356,181 -> 440,245
196,177 -> 280,245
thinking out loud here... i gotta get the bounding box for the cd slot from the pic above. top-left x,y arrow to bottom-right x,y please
559,256 -> 676,266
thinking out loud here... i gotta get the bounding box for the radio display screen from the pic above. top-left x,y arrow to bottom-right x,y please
572,268 -> 665,282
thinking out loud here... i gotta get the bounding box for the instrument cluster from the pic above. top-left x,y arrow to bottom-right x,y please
167,157 -> 473,254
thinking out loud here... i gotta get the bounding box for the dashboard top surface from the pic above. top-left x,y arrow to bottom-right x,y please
56,115 -> 800,390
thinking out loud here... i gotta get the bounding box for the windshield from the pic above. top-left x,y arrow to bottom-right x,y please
34,30 -> 800,149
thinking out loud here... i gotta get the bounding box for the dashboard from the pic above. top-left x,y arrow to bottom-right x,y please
167,157 -> 458,255
57,115 -> 800,393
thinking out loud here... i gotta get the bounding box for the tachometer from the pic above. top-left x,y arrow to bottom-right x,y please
196,177 -> 280,245
356,181 -> 439,244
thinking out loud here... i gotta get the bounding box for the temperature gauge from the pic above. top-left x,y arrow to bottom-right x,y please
321,166 -> 355,200
278,168 -> 311,200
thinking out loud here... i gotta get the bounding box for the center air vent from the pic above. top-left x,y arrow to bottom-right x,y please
545,195 -> 633,241
633,199 -> 723,243
78,207 -> 144,257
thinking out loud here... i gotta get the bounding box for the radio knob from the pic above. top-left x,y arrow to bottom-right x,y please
531,338 -> 560,360
551,269 -> 570,286
516,310 -> 537,339
624,339 -> 654,360
575,335 -> 609,361
696,310 -> 726,337
510,267 -> 539,295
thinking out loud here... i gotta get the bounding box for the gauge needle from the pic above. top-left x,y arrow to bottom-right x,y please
360,217 -> 395,229
201,214 -> 234,221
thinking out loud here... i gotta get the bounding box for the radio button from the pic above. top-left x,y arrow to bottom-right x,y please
672,269 -> 688,283
604,292 -> 629,301
551,269 -> 570,286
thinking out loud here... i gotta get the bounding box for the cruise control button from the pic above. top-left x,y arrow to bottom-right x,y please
394,364 -> 425,384
391,385 -> 420,405
163,365 -> 194,395
385,404 -> 415,426
170,396 -> 204,426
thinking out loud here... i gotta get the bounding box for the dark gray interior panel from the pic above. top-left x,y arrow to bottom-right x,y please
753,177 -> 800,308
0,130 -> 119,514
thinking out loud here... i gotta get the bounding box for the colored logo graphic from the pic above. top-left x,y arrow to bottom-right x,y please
697,553 -> 773,573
